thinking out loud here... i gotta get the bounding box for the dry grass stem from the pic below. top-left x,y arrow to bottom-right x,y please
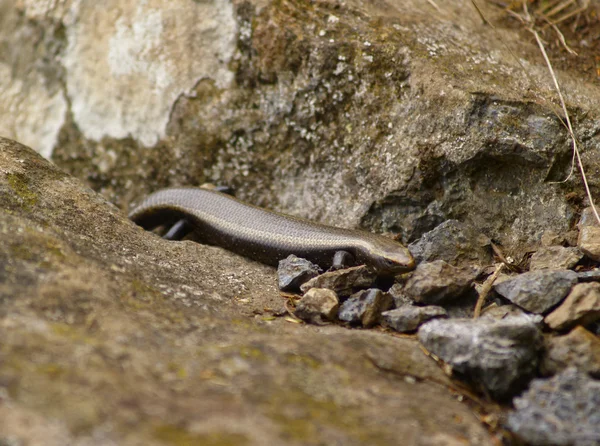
474,263 -> 505,318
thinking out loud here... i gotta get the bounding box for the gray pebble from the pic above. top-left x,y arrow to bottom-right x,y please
493,270 -> 578,314
381,305 -> 447,333
294,288 -> 339,325
338,288 -> 393,327
507,368 -> 600,446
277,254 -> 322,291
418,316 -> 543,399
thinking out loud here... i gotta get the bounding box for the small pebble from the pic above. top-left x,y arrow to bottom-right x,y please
577,207 -> 600,262
529,246 -> 583,271
545,282 -> 600,331
277,254 -> 322,291
294,288 -> 339,325
338,288 -> 393,327
408,219 -> 491,267
404,260 -> 478,305
541,327 -> 600,377
381,305 -> 447,333
300,265 -> 377,297
387,282 -> 412,307
493,270 -> 577,314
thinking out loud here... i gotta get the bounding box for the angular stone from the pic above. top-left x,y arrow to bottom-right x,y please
545,282 -> 600,331
577,207 -> 600,262
418,317 -> 543,399
381,305 -> 447,333
294,288 -> 339,325
529,246 -> 583,271
507,368 -> 600,446
541,327 -> 600,377
338,289 -> 393,327
300,265 -> 377,298
387,282 -> 412,308
404,260 -> 478,305
493,270 -> 577,314
277,254 -> 321,291
576,269 -> 600,282
408,220 -> 492,267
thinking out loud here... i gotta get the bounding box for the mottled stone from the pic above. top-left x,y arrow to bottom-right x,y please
529,246 -> 583,271
407,220 -> 491,267
381,305 -> 447,333
541,327 -> 600,377
294,288 -> 339,324
300,265 -> 377,298
338,289 -> 393,327
277,254 -> 321,291
493,270 -> 578,314
578,207 -> 600,262
418,317 -> 543,399
507,368 -> 600,446
545,282 -> 600,331
404,260 -> 478,305
387,282 -> 412,307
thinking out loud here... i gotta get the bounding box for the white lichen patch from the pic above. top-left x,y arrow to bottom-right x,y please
0,63 -> 67,158
63,0 -> 237,147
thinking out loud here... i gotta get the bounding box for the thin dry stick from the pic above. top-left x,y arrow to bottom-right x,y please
529,27 -> 600,226
474,263 -> 505,318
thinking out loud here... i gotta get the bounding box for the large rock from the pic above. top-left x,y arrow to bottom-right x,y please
0,138 -> 497,444
2,0 -> 598,254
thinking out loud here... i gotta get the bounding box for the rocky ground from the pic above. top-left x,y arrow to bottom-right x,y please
1,0 -> 600,445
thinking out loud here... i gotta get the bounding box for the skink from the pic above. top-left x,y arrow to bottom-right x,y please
129,187 -> 415,275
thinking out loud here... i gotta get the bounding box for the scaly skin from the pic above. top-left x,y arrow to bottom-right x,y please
129,187 -> 415,275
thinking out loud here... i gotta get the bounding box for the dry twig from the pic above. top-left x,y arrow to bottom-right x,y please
474,263 -> 505,318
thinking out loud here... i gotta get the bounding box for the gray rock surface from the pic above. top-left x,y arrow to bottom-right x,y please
493,270 -> 578,314
300,265 -> 377,297
408,220 -> 491,267
529,246 -> 583,271
294,288 -> 339,324
3,0 -> 596,257
545,282 -> 600,330
382,305 -> 447,333
387,282 -> 413,308
0,138 -> 497,445
507,368 -> 600,446
277,254 -> 322,291
404,260 -> 478,305
418,316 -> 543,399
338,289 -> 393,327
541,327 -> 600,377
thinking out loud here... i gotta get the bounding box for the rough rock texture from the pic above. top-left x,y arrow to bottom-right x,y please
507,368 -> 600,446
0,138 -> 499,445
529,246 -> 583,271
493,270 -> 578,314
541,327 -> 600,377
2,0 -> 598,255
418,316 -> 544,399
300,265 -> 377,297
294,287 -> 339,324
408,219 -> 491,267
381,305 -> 447,333
578,207 -> 600,262
404,260 -> 478,305
545,282 -> 600,331
338,289 -> 393,327
277,254 -> 322,291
